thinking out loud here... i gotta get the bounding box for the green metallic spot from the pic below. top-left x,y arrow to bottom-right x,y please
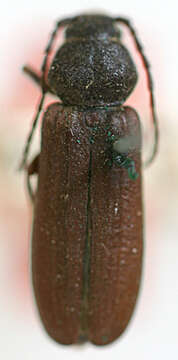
76,139 -> 81,144
113,154 -> 138,181
128,166 -> 139,180
106,132 -> 116,144
89,137 -> 95,144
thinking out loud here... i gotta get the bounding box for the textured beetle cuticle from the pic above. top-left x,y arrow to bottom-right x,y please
22,12 -> 158,346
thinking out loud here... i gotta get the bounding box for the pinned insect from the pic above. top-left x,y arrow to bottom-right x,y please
20,14 -> 158,345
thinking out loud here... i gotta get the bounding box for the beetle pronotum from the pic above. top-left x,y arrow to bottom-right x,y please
20,14 -> 158,345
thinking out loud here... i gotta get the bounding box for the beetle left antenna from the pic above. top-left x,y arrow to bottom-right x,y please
19,17 -> 71,170
115,17 -> 159,166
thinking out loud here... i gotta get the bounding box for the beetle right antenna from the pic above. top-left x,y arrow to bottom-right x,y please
115,17 -> 159,166
19,17 -> 71,170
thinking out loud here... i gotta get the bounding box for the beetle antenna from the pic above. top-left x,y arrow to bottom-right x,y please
19,92 -> 45,170
115,17 -> 159,166
19,17 -> 71,170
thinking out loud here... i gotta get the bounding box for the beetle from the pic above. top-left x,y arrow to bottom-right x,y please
20,14 -> 158,345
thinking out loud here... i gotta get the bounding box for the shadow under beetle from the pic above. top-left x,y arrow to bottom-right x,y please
20,14 -> 158,345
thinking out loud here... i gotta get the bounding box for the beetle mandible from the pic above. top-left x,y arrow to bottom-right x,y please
20,14 -> 158,345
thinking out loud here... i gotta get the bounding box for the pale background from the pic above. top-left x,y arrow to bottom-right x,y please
1,0 -> 178,359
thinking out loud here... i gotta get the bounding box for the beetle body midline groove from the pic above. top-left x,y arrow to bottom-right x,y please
79,149 -> 92,340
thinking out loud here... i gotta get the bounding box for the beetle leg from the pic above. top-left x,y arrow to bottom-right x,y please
27,154 -> 40,202
23,65 -> 55,94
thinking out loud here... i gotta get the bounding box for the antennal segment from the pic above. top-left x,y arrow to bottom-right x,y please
115,17 -> 159,165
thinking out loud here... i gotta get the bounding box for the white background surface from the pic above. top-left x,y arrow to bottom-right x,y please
1,1 -> 178,359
